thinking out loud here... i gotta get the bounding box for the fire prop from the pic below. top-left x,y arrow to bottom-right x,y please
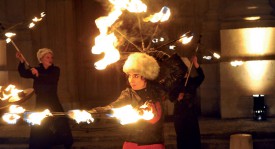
91,0 -> 172,70
24,109 -> 53,125
110,102 -> 154,125
28,12 -> 46,28
0,84 -> 23,102
67,110 -> 94,124
1,103 -> 155,126
90,0 -> 222,70
0,85 -> 34,110
2,105 -> 25,124
2,107 -> 95,125
4,12 -> 46,67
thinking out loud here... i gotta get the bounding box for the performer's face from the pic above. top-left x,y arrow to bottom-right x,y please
127,73 -> 147,90
41,53 -> 53,68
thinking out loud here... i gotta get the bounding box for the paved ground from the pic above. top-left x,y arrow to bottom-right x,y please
0,117 -> 275,149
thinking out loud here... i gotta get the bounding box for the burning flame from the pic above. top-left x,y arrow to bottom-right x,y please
2,113 -> 21,124
5,32 -> 16,43
111,103 -> 154,125
213,52 -> 220,59
92,0 -> 148,70
5,32 -> 16,38
29,12 -> 46,29
143,6 -> 171,23
1,105 -> 26,124
0,84 -> 23,102
24,109 -> 52,125
92,33 -> 120,70
9,105 -> 26,113
179,33 -> 193,44
68,110 -> 94,124
29,22 -> 35,28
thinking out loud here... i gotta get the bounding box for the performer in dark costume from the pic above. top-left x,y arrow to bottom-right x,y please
91,52 -> 166,149
174,56 -> 205,149
16,48 -> 73,149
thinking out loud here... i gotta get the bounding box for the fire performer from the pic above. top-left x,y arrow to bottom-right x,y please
16,48 -> 73,149
90,52 -> 166,149
174,55 -> 205,149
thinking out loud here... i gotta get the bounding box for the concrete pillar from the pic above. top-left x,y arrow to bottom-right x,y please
230,134 -> 253,149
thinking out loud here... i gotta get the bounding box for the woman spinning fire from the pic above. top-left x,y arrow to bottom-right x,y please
90,52 -> 166,149
16,48 -> 73,149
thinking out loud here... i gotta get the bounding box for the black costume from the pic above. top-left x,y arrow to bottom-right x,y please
18,62 -> 73,149
174,66 -> 204,149
109,82 -> 165,147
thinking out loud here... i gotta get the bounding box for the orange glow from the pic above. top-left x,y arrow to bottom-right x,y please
92,0 -> 148,70
0,84 -> 23,102
25,109 -> 52,125
179,33 -> 193,44
1,105 -> 26,124
111,103 -> 154,125
68,110 -> 94,124
2,113 -> 20,124
143,6 -> 171,23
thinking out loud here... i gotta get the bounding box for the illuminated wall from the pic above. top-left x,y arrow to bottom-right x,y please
0,40 -> 8,85
220,27 -> 275,118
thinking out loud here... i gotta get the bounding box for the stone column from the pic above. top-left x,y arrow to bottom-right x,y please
220,0 -> 275,118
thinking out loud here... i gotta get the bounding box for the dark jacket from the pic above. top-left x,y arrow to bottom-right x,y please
18,62 -> 73,149
173,66 -> 205,149
110,83 -> 165,145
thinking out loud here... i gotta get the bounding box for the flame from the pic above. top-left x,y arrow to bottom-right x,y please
92,33 -> 120,70
6,38 -> 11,43
92,0 -> 148,70
109,0 -> 147,13
32,17 -> 42,22
5,32 -> 16,38
1,105 -> 26,124
5,32 -> 16,43
2,113 -> 21,124
9,105 -> 26,113
29,22 -> 35,28
24,109 -> 52,125
68,110 -> 94,124
179,33 -> 193,44
143,6 -> 171,23
111,103 -> 154,125
40,12 -> 46,17
0,84 -> 23,102
29,12 -> 46,29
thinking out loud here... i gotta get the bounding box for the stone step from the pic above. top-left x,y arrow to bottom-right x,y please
1,118 -> 275,149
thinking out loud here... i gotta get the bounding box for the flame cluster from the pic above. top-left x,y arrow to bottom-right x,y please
110,103 -> 154,125
92,0 -> 171,69
1,103 -> 155,126
0,84 -> 23,102
5,12 -> 46,44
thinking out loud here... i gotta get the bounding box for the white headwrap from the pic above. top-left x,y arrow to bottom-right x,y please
36,48 -> 53,63
123,52 -> 160,80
